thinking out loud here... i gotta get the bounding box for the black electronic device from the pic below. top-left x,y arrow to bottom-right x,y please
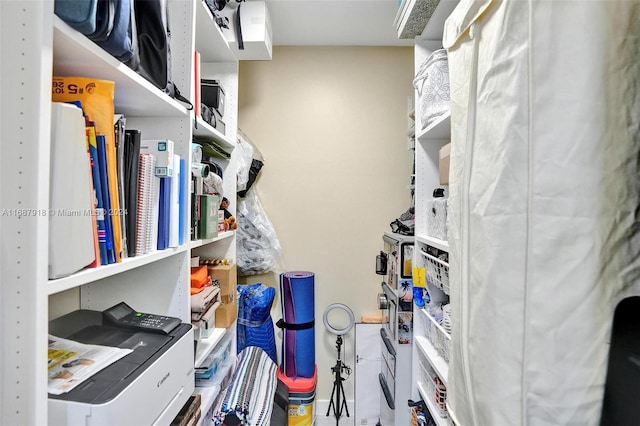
103,301 -> 181,335
201,79 -> 225,117
600,296 -> 640,425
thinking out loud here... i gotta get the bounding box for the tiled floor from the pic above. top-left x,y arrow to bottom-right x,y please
315,414 -> 354,426
314,399 -> 356,426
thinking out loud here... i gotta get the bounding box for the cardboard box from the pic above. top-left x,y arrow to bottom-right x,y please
439,143 -> 451,185
220,1 -> 272,60
218,210 -> 226,233
215,299 -> 237,328
207,263 -> 237,301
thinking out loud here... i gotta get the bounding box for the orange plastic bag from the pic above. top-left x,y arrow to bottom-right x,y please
190,265 -> 211,293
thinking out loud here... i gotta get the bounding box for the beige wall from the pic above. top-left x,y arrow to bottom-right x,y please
237,46 -> 414,402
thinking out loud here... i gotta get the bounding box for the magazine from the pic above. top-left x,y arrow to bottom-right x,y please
48,335 -> 133,395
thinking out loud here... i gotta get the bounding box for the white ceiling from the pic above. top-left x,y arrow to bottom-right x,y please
264,0 -> 414,46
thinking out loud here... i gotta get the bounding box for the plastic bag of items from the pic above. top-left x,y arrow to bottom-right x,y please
426,188 -> 447,241
237,189 -> 283,276
236,130 -> 264,198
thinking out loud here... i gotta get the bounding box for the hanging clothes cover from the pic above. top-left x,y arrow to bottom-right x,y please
237,283 -> 277,364
443,0 -> 640,424
277,271 -> 316,378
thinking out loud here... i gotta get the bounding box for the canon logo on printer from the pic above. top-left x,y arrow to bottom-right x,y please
157,372 -> 170,387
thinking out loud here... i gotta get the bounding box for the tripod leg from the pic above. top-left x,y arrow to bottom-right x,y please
326,379 -> 337,416
336,380 -> 341,425
339,379 -> 350,417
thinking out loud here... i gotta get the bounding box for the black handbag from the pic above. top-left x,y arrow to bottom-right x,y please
206,0 -> 229,11
127,0 -> 192,109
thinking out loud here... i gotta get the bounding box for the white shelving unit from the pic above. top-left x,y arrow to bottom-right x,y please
195,328 -> 228,368
0,1 -> 239,424
417,381 -> 448,426
194,0 -> 236,63
416,111 -> 451,141
415,336 -> 448,385
400,0 -> 459,424
192,118 -> 234,150
415,305 -> 451,382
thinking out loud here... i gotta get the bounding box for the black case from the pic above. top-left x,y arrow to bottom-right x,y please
600,296 -> 640,425
201,79 -> 225,117
270,378 -> 289,426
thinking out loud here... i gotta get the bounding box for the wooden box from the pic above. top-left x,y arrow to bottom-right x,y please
439,142 -> 451,185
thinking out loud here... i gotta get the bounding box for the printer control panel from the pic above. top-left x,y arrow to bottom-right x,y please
103,302 -> 181,335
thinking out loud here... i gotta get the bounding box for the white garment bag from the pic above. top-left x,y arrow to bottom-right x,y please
443,1 -> 640,425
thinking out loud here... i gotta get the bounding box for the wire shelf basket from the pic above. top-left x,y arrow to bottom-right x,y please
422,250 -> 450,294
422,309 -> 451,363
417,354 -> 448,418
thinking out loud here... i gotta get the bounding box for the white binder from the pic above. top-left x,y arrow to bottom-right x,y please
48,102 -> 96,279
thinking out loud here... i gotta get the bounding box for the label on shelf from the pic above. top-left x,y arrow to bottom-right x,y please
413,266 -> 427,288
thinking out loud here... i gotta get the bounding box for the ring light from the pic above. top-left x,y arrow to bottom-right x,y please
323,303 -> 355,336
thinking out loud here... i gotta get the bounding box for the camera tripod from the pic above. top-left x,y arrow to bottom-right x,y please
326,335 -> 350,425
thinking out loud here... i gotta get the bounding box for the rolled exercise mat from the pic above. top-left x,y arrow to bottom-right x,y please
277,271 -> 315,378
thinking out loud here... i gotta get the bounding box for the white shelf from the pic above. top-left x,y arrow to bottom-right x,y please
195,0 -> 236,63
417,111 -> 451,141
195,328 -> 228,368
52,17 -> 189,117
384,231 -> 415,243
190,231 -> 235,249
193,118 -> 236,151
416,335 -> 448,385
417,381 -> 448,426
419,0 -> 460,41
47,245 -> 189,295
417,235 -> 449,252
395,0 -> 440,39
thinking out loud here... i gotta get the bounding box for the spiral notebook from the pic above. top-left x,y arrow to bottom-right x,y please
135,153 -> 158,256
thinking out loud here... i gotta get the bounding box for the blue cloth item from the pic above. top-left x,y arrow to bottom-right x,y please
92,0 -> 136,62
213,346 -> 277,426
413,286 -> 426,308
54,0 -> 99,35
237,283 -> 277,363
